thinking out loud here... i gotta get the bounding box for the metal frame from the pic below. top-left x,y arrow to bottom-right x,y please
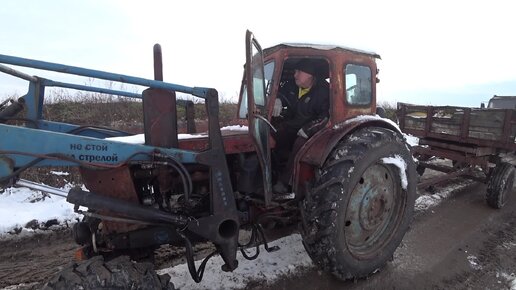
0,52 -> 240,272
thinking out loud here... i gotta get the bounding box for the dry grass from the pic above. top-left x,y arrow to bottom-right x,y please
42,90 -> 238,133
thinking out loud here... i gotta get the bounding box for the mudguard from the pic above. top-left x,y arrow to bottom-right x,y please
292,115 -> 402,193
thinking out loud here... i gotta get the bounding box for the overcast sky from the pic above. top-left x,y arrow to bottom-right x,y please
1,0 -> 515,107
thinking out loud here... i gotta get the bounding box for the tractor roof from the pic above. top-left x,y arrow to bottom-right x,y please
264,43 -> 381,59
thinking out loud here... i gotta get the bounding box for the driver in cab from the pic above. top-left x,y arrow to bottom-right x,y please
271,59 -> 330,194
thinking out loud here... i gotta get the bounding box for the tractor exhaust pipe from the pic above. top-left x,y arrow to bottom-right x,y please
66,187 -> 189,227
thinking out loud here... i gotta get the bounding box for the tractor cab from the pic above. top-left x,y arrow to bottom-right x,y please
239,30 -> 384,205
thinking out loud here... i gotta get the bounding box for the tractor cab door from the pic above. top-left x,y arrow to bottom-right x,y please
244,30 -> 273,205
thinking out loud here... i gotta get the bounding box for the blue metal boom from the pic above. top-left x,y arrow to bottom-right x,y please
0,53 -> 207,180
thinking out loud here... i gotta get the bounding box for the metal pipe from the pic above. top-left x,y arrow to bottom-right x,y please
66,187 -> 189,227
0,64 -> 38,82
0,54 -> 211,98
153,44 -> 163,81
16,179 -> 68,197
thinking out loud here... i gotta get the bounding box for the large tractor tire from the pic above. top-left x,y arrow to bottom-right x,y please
301,127 -> 416,280
43,255 -> 174,290
486,162 -> 515,209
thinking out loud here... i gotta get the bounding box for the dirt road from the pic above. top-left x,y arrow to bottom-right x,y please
0,228 -> 76,289
260,182 -> 516,290
1,180 -> 516,289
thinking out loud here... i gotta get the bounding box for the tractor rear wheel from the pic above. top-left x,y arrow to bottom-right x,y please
486,162 -> 515,209
301,127 -> 416,280
43,255 -> 174,290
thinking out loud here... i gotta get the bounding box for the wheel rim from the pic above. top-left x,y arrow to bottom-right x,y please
344,163 -> 405,259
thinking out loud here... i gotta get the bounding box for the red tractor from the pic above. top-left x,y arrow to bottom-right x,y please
0,31 -> 416,288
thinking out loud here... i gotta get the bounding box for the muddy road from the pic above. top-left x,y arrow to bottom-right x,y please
1,180 -> 516,289
260,182 -> 516,290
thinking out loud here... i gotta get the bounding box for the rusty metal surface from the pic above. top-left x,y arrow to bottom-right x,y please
416,165 -> 485,189
263,45 -> 378,128
80,166 -> 143,233
153,44 -> 163,81
419,139 -> 496,156
345,163 -> 404,259
290,117 -> 399,194
177,132 -> 255,154
413,146 -> 490,167
405,128 -> 516,151
143,88 -> 179,148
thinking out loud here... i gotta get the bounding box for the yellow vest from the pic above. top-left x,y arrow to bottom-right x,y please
298,87 -> 310,98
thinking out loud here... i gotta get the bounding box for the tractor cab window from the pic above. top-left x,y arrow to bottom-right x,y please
239,61 -> 275,118
345,64 -> 372,105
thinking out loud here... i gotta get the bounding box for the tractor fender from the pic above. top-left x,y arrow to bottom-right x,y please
293,115 -> 401,190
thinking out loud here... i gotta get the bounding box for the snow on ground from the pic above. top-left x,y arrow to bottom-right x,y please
0,186 -> 79,236
157,234 -> 313,290
499,272 -> 516,290
414,179 -> 473,212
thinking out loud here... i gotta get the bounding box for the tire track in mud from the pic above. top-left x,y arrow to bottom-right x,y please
436,212 -> 516,289
0,229 -> 76,289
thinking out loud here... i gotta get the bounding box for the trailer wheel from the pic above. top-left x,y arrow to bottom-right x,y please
43,255 -> 174,290
301,127 -> 416,280
486,162 -> 515,209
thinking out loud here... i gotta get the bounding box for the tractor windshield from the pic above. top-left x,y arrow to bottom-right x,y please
239,61 -> 275,118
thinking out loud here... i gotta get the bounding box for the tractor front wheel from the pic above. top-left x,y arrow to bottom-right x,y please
301,127 -> 416,280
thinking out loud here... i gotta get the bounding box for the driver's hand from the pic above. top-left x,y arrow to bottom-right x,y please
272,98 -> 282,117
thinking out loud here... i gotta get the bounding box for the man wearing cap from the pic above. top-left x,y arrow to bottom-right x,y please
272,59 -> 330,194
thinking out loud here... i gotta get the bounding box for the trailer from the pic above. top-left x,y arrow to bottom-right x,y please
397,102 -> 516,208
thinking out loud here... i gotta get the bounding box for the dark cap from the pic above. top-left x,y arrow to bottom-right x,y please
294,59 -> 317,76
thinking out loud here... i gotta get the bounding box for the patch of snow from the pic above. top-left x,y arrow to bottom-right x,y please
415,179 -> 473,211
414,195 -> 440,211
348,166 -> 354,176
467,255 -> 482,270
501,241 -> 516,250
499,272 -> 516,290
403,133 -> 419,147
1,282 -> 40,290
382,155 -> 408,190
333,115 -> 402,134
157,234 -> 313,289
107,125 -> 248,145
220,125 -> 248,131
50,171 -> 69,176
0,186 -> 80,235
